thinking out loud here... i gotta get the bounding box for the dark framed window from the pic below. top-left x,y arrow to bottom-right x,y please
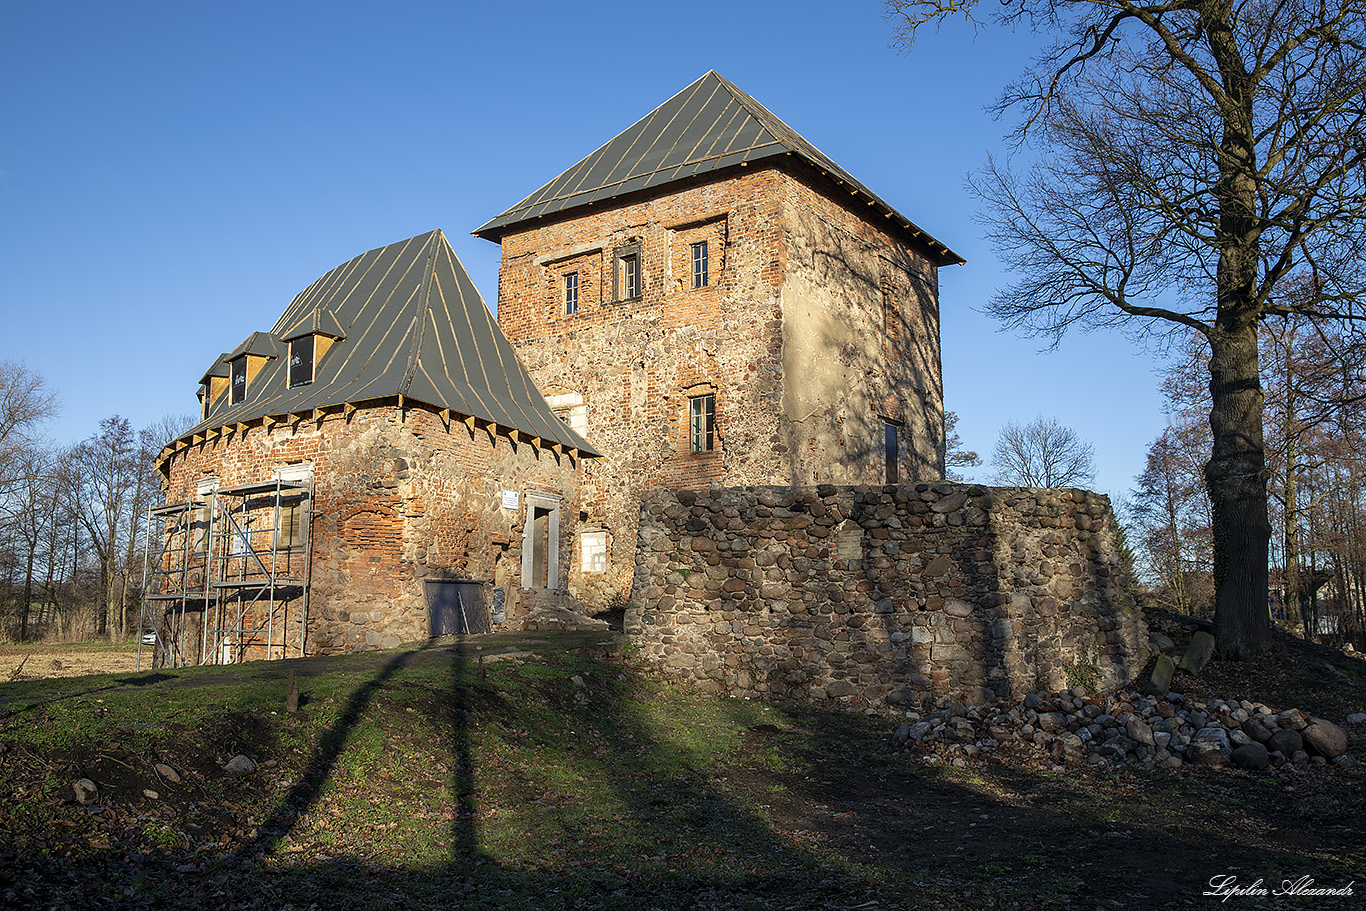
564,272 -> 579,316
884,421 -> 899,484
690,394 -> 715,453
289,335 -> 315,387
691,241 -> 708,289
613,244 -> 642,301
230,356 -> 247,405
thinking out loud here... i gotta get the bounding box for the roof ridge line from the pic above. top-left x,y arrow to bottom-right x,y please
472,70 -> 718,237
400,232 -> 440,396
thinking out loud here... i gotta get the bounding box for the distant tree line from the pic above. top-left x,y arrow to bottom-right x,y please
0,360 -> 191,643
1128,317 -> 1366,649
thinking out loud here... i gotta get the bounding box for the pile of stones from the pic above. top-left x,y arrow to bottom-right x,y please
892,688 -> 1360,773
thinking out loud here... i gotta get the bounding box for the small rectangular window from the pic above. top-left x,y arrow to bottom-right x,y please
612,244 -> 643,302
690,394 -> 715,453
885,421 -> 899,484
289,335 -> 315,387
564,272 -> 578,316
230,356 -> 247,405
691,241 -> 708,289
621,254 -> 639,299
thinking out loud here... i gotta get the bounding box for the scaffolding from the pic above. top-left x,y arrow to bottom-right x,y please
137,476 -> 313,669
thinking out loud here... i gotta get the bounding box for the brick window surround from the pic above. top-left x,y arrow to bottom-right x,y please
690,393 -> 715,453
612,244 -> 642,302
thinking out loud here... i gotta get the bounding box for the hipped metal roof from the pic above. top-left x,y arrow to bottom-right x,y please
174,230 -> 598,457
473,70 -> 963,266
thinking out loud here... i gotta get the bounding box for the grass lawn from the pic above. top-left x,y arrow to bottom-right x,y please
1,627 -> 1363,910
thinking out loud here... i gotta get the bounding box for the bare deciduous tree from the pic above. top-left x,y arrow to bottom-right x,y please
944,410 -> 983,480
991,416 -> 1097,488
1130,417 -> 1215,616
887,0 -> 1366,657
72,416 -> 138,638
0,361 -> 58,500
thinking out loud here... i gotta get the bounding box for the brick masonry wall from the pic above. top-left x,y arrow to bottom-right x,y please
627,483 -> 1148,708
161,403 -> 585,660
495,163 -> 947,610
496,168 -> 789,611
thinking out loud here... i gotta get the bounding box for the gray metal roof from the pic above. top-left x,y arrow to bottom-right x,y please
473,70 -> 963,266
198,353 -> 230,386
177,230 -> 599,458
226,331 -> 280,361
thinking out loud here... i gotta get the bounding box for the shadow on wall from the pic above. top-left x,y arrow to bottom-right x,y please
779,204 -> 942,487
627,483 -> 1149,709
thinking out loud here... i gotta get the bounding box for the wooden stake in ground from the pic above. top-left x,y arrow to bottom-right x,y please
7,653 -> 31,682
285,669 -> 299,713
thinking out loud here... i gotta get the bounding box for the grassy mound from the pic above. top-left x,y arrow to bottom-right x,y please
1,628 -> 1362,910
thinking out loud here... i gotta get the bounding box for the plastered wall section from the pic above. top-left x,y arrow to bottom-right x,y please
626,483 -> 1149,708
778,166 -> 945,485
495,167 -> 790,609
161,405 -> 584,658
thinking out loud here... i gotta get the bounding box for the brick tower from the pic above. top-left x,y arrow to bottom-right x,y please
475,71 -> 962,608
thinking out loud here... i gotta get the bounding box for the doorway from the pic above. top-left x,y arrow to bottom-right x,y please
520,493 -> 561,590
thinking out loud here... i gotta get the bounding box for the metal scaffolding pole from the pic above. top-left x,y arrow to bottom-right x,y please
137,473 -> 312,668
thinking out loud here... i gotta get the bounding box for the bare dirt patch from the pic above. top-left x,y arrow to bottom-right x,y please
0,643 -> 142,681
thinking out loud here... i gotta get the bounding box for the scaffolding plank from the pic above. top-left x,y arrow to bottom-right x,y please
212,578 -> 306,589
216,480 -> 311,497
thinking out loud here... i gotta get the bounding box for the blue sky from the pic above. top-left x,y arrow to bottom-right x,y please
0,1 -> 1174,501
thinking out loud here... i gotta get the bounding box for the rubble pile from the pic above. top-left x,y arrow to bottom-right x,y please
893,688 -> 1359,773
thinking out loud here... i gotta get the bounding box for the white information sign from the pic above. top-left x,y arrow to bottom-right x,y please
501,490 -> 519,510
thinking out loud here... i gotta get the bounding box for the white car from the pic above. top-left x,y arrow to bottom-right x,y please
140,632 -> 158,646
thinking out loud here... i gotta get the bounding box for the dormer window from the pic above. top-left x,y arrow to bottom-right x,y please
230,356 -> 247,405
289,334 -> 315,387
280,309 -> 344,390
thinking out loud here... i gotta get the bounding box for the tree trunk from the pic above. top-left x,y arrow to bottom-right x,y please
20,544 -> 35,642
1205,319 -> 1273,658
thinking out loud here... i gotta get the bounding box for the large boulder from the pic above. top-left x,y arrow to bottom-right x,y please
1036,712 -> 1068,734
1266,728 -> 1303,756
1231,742 -> 1269,770
224,755 -> 257,778
1123,715 -> 1155,747
1178,631 -> 1216,674
1188,741 -> 1229,767
1301,720 -> 1349,759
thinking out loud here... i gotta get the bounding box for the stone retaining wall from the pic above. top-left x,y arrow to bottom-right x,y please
626,483 -> 1148,707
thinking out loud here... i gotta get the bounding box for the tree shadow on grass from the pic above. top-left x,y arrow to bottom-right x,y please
16,635 -> 1360,910
248,641 -> 1361,909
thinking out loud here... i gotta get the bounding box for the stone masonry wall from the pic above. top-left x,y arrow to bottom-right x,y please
627,483 -> 1148,708
162,403 -> 585,660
